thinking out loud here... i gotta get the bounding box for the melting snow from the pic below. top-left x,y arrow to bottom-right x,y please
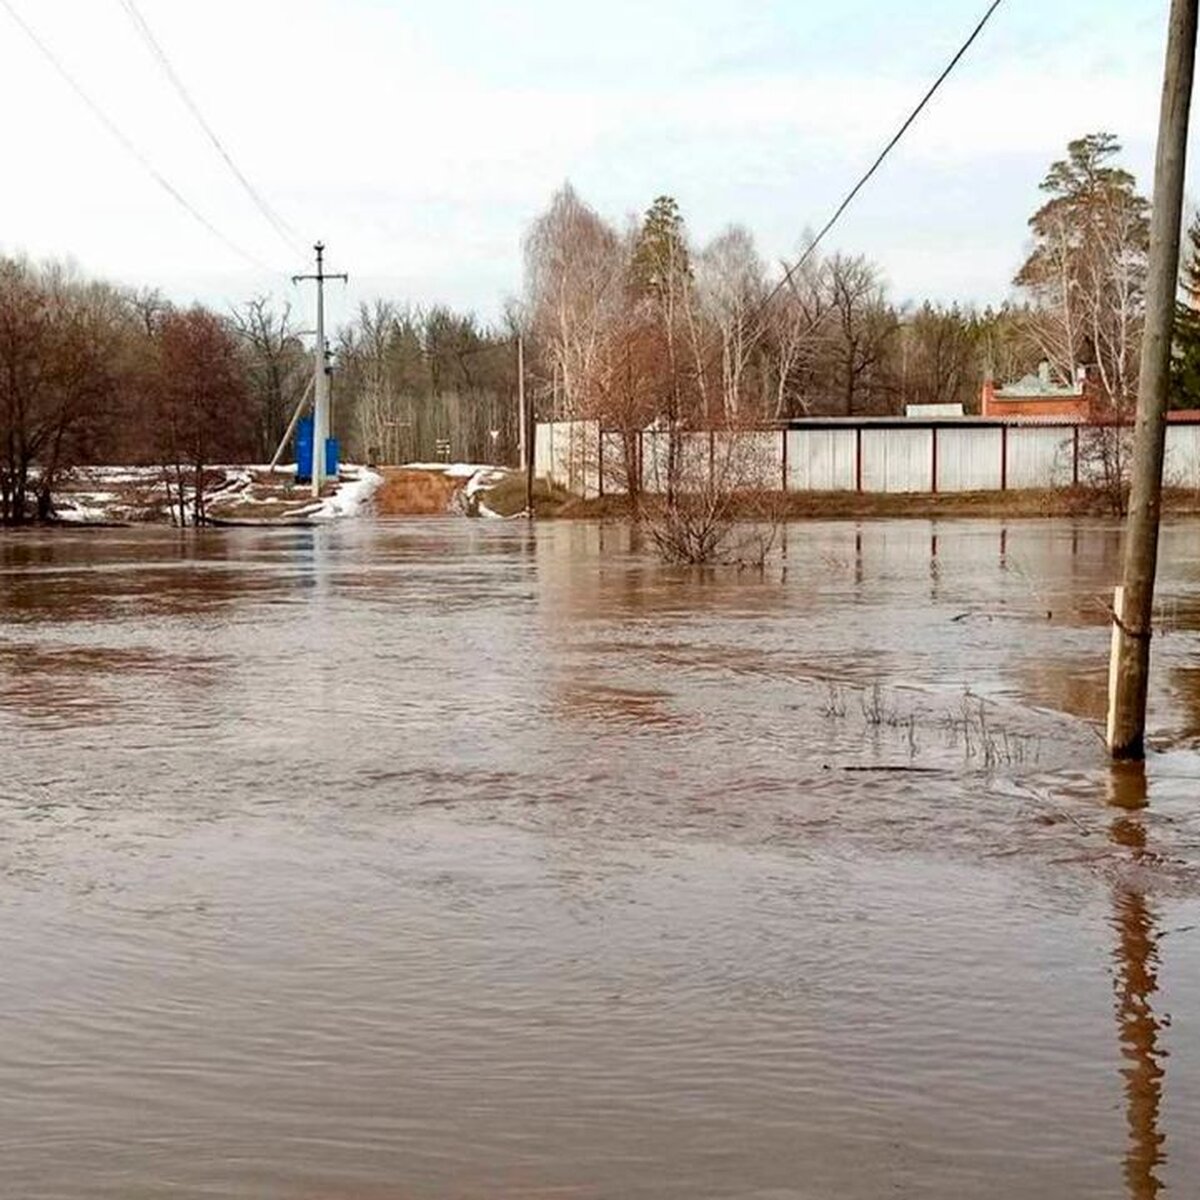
311,466 -> 384,521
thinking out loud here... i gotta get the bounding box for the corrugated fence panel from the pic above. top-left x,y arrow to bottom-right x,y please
1006,427 -> 1073,488
679,432 -> 711,491
936,427 -> 1002,492
861,427 -> 932,493
551,422 -> 576,496
537,420 -> 1200,497
538,420 -> 600,497
641,430 -> 669,494
599,432 -> 629,494
534,420 -> 554,483
718,430 -> 782,489
1166,425 -> 1200,488
785,429 -> 857,491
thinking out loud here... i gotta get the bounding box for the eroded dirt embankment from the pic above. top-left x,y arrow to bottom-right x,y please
372,468 -> 468,515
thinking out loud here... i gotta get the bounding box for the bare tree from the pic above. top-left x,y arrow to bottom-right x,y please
825,253 -> 897,416
0,258 -> 113,523
345,299 -> 402,463
231,296 -> 308,461
524,184 -> 625,419
770,251 -> 835,418
150,308 -> 254,524
642,419 -> 785,565
693,225 -> 766,422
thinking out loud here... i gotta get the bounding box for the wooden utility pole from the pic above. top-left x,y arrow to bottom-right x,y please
292,243 -> 348,498
1108,0 -> 1198,759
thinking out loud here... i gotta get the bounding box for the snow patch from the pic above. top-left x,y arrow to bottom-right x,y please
311,466 -> 384,521
465,468 -> 510,498
402,461 -> 502,479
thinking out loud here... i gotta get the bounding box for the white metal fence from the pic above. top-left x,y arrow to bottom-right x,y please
535,419 -> 1200,498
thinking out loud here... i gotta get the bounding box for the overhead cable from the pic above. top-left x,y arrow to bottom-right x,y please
117,0 -> 304,258
1,0 -> 277,274
766,0 -> 1006,316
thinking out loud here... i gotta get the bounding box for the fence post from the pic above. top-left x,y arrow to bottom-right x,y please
855,427 -> 864,494
931,425 -> 939,494
1000,424 -> 1008,491
598,426 -> 605,499
1073,425 -> 1081,487
781,428 -> 789,493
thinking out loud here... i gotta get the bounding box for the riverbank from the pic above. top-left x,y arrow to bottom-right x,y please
28,463 -> 1200,526
48,464 -> 381,526
371,464 -> 572,517
545,486 -> 1200,521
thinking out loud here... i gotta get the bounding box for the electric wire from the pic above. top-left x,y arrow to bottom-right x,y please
1,0 -> 276,274
756,0 -> 1006,337
117,0 -> 304,259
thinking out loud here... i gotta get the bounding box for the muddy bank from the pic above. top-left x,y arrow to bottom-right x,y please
551,486 -> 1200,521
44,464 -> 380,526
372,463 -> 568,517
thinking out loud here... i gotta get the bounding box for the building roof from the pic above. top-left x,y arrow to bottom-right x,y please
905,403 -> 965,418
994,371 -> 1084,399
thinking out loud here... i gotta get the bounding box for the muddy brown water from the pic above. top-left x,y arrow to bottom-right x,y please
2,517 -> 1200,1199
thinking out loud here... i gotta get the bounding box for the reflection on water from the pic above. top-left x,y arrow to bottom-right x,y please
1109,766 -> 1167,1200
2,518 -> 1200,1199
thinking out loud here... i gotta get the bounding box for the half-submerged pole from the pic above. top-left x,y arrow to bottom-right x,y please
1107,0 -> 1198,759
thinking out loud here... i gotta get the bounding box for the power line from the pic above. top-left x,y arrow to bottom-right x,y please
1,0 -> 276,274
766,0 -> 1006,318
117,0 -> 304,258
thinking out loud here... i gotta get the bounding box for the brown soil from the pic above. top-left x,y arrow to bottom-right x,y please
553,488 -> 1200,521
374,468 -> 466,515
53,468 -> 337,525
55,474 -> 168,522
479,474 -> 574,517
206,474 -> 332,521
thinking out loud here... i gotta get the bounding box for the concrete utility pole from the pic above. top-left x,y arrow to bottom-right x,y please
1108,0 -> 1198,759
292,243 -> 348,498
521,334 -> 536,518
517,333 -> 527,472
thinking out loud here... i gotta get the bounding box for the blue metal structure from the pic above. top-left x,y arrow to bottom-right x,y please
295,416 -> 314,483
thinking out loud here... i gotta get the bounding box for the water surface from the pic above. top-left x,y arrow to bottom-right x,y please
2,518 -> 1200,1199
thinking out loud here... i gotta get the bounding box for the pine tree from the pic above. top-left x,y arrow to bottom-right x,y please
1014,133 -> 1149,406
1171,211 -> 1200,410
631,196 -> 691,299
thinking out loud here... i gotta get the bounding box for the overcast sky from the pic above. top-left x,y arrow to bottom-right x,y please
0,0 -> 1182,332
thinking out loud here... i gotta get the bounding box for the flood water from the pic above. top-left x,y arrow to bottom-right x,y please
2,517 -> 1200,1199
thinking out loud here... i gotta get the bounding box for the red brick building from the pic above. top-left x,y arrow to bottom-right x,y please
981,363 -> 1094,420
